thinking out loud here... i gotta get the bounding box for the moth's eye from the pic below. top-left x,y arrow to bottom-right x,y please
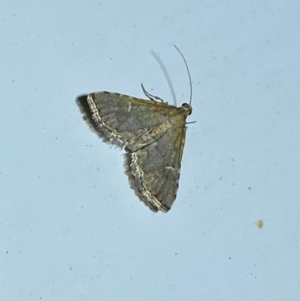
181,103 -> 192,115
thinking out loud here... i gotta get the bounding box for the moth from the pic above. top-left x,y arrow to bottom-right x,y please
77,46 -> 193,212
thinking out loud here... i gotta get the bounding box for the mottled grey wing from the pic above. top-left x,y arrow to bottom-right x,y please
126,122 -> 187,212
77,92 -> 176,148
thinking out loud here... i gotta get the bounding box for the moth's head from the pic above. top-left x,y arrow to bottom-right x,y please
181,103 -> 192,116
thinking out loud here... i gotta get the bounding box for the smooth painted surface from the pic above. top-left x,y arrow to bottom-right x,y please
1,0 -> 300,300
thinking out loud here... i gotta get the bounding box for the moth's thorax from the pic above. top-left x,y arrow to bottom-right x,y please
181,103 -> 193,116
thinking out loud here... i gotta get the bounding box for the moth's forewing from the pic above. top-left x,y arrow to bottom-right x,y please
77,92 -> 192,212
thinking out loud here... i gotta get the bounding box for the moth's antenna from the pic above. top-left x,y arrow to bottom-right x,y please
174,45 -> 192,105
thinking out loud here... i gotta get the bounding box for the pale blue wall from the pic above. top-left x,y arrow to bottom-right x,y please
1,0 -> 300,300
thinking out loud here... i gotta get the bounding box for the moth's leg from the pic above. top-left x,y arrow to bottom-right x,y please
141,83 -> 165,102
